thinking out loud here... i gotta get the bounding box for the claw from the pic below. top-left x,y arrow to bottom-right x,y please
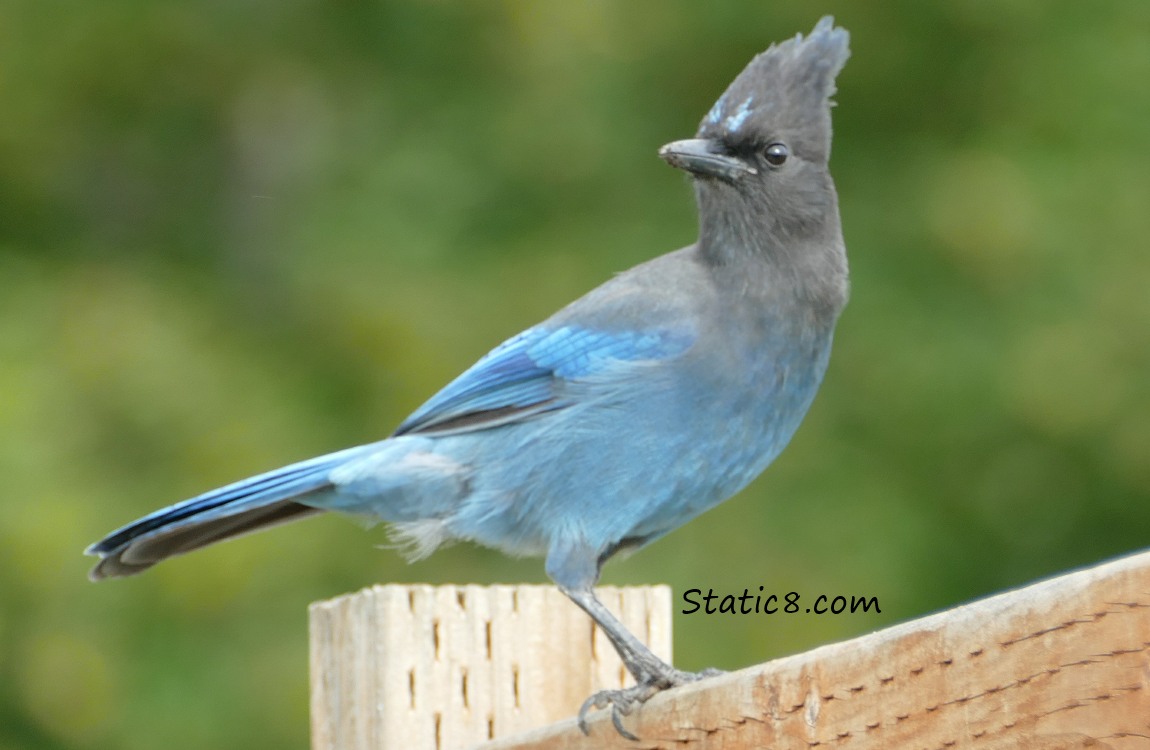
610,704 -> 639,741
576,668 -> 725,738
577,684 -> 653,739
576,693 -> 597,735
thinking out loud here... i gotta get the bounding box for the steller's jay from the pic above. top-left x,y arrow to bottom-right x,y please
87,17 -> 850,737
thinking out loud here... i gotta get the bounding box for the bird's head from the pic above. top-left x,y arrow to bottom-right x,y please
660,17 -> 850,252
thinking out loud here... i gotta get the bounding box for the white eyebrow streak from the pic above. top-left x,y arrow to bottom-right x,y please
705,92 -> 729,125
725,96 -> 754,132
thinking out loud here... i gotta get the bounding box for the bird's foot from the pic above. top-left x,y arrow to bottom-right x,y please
576,667 -> 726,739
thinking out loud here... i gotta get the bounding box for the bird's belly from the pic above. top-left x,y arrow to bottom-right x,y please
438,337 -> 831,558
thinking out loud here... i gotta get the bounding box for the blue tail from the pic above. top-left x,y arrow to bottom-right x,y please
87,446 -> 367,580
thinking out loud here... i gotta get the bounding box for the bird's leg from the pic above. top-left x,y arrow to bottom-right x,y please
560,585 -> 723,738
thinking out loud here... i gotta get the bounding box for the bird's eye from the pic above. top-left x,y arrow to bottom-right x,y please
764,143 -> 789,167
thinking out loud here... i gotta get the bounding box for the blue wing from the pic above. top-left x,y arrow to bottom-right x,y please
394,325 -> 695,436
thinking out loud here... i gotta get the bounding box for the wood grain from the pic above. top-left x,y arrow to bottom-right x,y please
309,584 -> 671,749
483,550 -> 1150,749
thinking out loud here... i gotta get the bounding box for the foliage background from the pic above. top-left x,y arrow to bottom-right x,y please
2,1 -> 1149,747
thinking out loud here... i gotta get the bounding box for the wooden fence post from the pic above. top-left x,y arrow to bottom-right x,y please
310,550 -> 1150,749
309,584 -> 670,749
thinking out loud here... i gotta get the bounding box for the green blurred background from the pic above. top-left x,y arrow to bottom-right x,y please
3,1 -> 1149,747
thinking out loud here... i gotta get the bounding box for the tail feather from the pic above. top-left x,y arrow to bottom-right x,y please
86,445 -> 368,581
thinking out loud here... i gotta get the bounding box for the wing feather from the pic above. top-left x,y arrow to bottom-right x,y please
394,325 -> 693,436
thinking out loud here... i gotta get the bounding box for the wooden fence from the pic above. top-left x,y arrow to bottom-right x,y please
311,550 -> 1150,748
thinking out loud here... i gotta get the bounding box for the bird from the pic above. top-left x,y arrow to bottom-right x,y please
87,16 -> 850,738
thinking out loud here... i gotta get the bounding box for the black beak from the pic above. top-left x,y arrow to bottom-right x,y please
658,138 -> 756,181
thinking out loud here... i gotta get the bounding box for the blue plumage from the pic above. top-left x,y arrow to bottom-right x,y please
394,324 -> 694,435
87,16 -> 851,738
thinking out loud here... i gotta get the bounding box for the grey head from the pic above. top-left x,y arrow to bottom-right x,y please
660,16 -> 850,272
